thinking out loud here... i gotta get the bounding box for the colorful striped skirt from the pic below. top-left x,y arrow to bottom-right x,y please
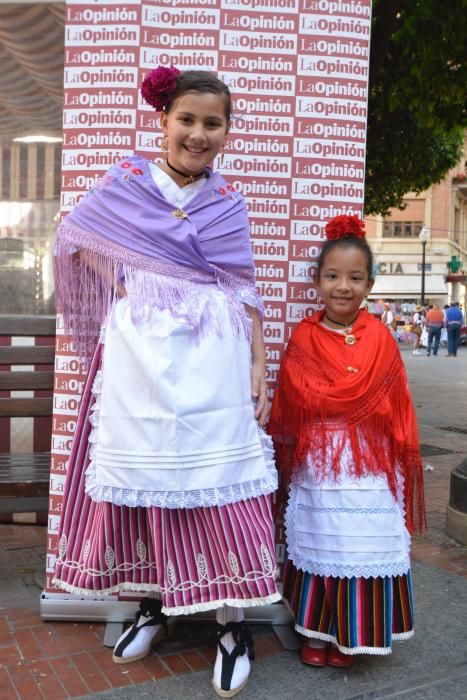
52,343 -> 280,615
283,559 -> 414,655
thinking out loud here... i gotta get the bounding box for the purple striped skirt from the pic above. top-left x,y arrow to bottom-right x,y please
53,343 -> 280,615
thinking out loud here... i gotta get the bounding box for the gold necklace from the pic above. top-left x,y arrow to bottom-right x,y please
324,312 -> 359,346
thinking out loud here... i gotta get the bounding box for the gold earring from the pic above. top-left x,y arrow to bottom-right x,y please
161,134 -> 169,159
219,145 -> 225,168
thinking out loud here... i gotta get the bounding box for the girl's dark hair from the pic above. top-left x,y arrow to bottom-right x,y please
317,237 -> 374,281
165,71 -> 231,122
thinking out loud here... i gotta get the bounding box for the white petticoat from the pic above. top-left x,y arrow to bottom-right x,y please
285,452 -> 411,579
85,289 -> 277,509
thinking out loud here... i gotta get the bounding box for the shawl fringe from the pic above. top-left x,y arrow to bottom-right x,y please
269,313 -> 426,533
53,223 -> 261,364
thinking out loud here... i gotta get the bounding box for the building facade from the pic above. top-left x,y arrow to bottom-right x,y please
0,141 -> 61,315
365,137 -> 467,314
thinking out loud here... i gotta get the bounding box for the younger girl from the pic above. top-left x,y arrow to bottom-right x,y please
269,215 -> 425,667
52,67 -> 280,698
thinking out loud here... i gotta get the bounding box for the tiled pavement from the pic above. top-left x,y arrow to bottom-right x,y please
407,346 -> 467,579
0,347 -> 466,699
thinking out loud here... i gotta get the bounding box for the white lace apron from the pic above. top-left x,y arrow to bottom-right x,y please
285,448 -> 411,579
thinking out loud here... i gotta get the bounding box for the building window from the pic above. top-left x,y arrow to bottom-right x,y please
382,221 -> 423,238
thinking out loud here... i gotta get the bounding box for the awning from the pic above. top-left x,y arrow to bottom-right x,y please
370,275 -> 447,298
0,4 -> 65,142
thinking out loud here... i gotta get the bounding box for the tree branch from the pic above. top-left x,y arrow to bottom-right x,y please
369,0 -> 404,91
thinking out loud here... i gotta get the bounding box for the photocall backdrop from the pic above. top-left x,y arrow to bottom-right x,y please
44,0 -> 372,611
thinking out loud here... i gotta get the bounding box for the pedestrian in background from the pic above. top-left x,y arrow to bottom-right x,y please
426,303 -> 444,356
441,304 -> 450,346
445,301 -> 464,357
411,305 -> 424,355
382,300 -> 397,335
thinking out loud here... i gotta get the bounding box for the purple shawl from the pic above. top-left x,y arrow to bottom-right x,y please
54,156 -> 261,361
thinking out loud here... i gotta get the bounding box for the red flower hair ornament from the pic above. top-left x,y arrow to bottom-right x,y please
325,214 -> 366,240
141,66 -> 180,112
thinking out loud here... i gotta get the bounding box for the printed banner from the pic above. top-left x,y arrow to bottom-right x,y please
45,0 -> 372,599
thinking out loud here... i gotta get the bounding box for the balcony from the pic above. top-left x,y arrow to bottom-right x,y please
452,173 -> 467,197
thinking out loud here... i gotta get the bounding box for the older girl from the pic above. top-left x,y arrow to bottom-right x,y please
53,67 -> 279,698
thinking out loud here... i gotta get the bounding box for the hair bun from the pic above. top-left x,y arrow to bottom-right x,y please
325,215 -> 366,240
141,66 -> 180,111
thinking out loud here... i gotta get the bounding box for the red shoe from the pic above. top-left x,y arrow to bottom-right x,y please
327,646 -> 353,668
301,642 -> 328,667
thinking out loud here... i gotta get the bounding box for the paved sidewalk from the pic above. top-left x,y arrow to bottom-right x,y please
405,345 -> 467,576
0,347 -> 466,699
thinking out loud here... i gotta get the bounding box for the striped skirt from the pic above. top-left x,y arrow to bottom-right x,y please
52,343 -> 280,615
283,559 -> 414,655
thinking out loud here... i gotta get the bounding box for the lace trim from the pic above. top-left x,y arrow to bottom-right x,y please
297,504 -> 398,514
163,591 -> 281,617
285,481 -> 411,579
290,558 -> 411,580
51,577 -> 281,614
52,578 -> 162,598
294,624 -> 413,655
392,630 -> 415,641
85,369 -> 277,509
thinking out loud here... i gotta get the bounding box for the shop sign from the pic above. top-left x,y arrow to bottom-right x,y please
445,274 -> 467,283
377,262 -> 403,274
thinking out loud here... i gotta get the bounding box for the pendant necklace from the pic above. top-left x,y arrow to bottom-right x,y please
324,312 -> 359,346
166,159 -> 207,186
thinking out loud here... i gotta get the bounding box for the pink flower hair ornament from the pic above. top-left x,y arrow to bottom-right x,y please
141,66 -> 181,112
325,214 -> 366,240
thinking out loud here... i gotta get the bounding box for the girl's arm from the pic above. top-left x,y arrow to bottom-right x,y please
247,306 -> 268,426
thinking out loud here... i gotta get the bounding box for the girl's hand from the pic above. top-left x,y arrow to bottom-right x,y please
252,359 -> 268,426
116,282 -> 127,298
247,306 -> 268,426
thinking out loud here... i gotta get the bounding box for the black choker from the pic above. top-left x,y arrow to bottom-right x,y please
166,159 -> 206,185
324,312 -> 359,328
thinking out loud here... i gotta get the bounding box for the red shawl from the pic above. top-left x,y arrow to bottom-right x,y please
268,309 -> 426,533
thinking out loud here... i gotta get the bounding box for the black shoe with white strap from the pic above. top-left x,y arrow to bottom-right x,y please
212,621 -> 255,698
112,598 -> 169,664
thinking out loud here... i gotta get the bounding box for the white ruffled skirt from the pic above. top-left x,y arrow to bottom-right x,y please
285,456 -> 411,579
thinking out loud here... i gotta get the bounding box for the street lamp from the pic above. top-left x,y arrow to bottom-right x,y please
418,227 -> 431,305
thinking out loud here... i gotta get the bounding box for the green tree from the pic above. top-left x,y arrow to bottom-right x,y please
365,0 -> 467,215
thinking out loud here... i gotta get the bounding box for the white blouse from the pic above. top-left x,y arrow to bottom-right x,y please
148,163 -> 207,208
